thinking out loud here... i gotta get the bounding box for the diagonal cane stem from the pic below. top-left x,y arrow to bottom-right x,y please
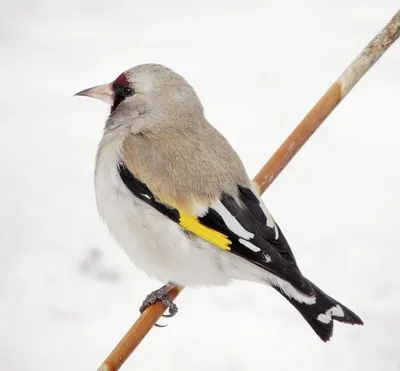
98,10 -> 400,371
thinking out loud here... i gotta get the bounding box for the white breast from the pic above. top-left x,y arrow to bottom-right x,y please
93,129 -> 231,286
93,130 -> 314,304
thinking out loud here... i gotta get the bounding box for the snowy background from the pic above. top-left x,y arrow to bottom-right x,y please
1,1 -> 399,370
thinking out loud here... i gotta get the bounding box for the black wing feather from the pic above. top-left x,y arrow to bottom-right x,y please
203,189 -> 313,295
238,186 -> 298,265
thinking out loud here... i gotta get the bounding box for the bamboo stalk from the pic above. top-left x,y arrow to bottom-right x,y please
254,10 -> 400,193
98,286 -> 183,371
98,9 -> 400,371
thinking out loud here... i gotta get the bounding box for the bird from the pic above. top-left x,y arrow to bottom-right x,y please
75,63 -> 363,341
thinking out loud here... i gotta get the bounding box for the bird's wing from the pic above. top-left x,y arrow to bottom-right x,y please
118,163 -> 313,295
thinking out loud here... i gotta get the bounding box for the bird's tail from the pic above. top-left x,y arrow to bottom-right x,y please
274,280 -> 363,342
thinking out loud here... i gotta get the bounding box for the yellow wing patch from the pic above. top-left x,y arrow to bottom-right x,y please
179,214 -> 231,251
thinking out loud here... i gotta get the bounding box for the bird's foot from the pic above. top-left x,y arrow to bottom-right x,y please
139,284 -> 178,326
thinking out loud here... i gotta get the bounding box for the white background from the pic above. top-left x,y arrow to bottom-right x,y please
1,1 -> 399,370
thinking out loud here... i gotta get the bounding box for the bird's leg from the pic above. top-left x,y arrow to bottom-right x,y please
139,282 -> 178,321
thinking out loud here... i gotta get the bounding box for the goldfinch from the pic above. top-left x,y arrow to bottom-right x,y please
75,63 -> 363,341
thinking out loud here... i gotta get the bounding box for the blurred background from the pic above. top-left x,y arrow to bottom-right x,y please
1,1 -> 399,370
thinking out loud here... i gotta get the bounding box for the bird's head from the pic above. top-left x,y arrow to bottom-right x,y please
75,63 -> 204,133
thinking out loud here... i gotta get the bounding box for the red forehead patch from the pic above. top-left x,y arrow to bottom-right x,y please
114,72 -> 129,86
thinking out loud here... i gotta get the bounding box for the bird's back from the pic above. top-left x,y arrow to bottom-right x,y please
122,120 -> 251,213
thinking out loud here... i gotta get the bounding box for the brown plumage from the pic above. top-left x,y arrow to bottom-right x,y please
122,122 -> 249,213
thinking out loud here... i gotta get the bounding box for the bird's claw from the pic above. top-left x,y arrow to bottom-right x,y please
162,312 -> 175,318
140,285 -> 179,327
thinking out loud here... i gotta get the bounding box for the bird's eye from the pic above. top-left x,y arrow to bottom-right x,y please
122,87 -> 134,97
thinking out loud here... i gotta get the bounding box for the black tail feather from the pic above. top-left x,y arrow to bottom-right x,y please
274,280 -> 363,342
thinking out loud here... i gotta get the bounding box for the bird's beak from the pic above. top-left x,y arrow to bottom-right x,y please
74,82 -> 114,105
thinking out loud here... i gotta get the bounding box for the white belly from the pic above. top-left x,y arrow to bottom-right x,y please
94,131 -> 231,286
93,131 -> 314,304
